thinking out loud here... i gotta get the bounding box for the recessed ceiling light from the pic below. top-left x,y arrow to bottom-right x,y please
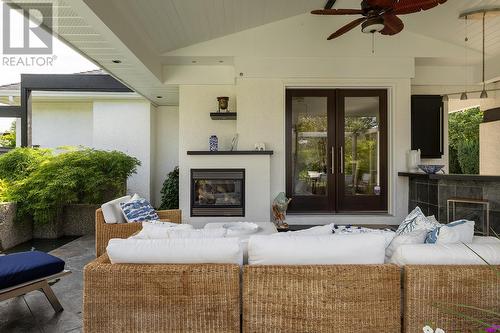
218,60 -> 224,63
156,96 -> 163,99
191,60 -> 197,64
112,59 -> 122,64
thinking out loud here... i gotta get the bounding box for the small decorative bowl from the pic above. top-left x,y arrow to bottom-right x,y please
418,164 -> 445,174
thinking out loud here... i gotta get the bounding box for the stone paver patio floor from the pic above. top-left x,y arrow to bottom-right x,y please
0,235 -> 94,333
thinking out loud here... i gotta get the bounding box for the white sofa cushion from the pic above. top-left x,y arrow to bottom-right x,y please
425,220 -> 475,244
389,242 -> 500,265
385,229 -> 428,262
101,195 -> 131,224
130,221 -> 193,239
472,236 -> 500,244
107,238 -> 243,265
274,224 -> 334,236
163,228 -> 227,239
274,224 -> 395,247
248,233 -> 388,265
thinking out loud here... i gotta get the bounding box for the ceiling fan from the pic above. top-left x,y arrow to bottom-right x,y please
312,0 -> 447,40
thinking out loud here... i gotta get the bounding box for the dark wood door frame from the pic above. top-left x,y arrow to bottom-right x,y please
336,89 -> 388,212
285,89 -> 336,212
285,88 -> 388,214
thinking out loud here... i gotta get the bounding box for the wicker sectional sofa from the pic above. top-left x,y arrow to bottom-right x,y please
84,212 -> 500,333
94,208 -> 182,257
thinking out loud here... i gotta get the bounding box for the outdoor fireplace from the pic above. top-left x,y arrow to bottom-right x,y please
191,169 -> 245,217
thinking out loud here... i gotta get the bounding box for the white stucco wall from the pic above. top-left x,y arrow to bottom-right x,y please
92,100 -> 153,200
31,102 -> 93,148
153,106 -> 179,207
480,120 -> 500,176
176,57 -> 413,225
235,77 -> 411,225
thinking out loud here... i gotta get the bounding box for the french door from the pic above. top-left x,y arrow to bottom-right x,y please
285,88 -> 387,213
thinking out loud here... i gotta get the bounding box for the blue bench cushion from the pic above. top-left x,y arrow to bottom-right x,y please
0,251 -> 65,290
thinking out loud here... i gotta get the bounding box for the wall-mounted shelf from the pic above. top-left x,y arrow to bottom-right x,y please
210,112 -> 237,120
187,150 -> 273,155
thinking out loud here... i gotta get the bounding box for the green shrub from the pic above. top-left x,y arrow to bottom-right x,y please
0,147 -> 52,181
0,148 -> 140,225
0,121 -> 17,149
159,167 -> 179,210
448,146 -> 462,174
457,140 -> 479,174
448,108 -> 482,174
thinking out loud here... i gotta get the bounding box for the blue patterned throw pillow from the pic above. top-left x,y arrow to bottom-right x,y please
120,198 -> 159,223
395,207 -> 440,235
425,219 -> 471,244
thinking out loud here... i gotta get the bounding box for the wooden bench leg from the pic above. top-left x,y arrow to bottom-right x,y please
40,281 -> 63,312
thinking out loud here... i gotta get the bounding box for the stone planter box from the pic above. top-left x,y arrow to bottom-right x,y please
32,204 -> 100,238
62,204 -> 100,236
33,207 -> 64,239
0,202 -> 32,251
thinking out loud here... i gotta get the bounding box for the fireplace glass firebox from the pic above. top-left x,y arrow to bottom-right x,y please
191,169 -> 245,217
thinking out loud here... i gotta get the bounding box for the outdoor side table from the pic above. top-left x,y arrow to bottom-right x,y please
447,197 -> 490,236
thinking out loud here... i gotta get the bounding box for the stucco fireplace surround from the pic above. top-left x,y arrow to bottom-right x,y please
180,153 -> 272,226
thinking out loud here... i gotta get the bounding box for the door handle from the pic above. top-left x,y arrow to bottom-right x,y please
339,146 -> 344,174
331,146 -> 335,174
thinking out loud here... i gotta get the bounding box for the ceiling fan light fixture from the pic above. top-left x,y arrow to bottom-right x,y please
361,17 -> 385,33
460,92 -> 468,100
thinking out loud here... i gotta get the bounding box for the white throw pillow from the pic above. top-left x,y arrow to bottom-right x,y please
131,221 -> 193,239
425,220 -> 475,244
248,233 -> 388,265
107,238 -> 243,265
101,195 -> 131,224
385,229 -> 428,263
389,242 -> 500,265
396,207 -> 440,235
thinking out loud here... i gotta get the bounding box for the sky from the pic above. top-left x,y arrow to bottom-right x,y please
0,4 -> 98,132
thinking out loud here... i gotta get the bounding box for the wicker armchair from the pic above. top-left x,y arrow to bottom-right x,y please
404,265 -> 500,333
243,264 -> 401,333
83,254 -> 240,333
95,208 -> 182,257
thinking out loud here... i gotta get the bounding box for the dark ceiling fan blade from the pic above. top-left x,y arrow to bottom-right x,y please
324,0 -> 337,9
311,9 -> 364,15
380,14 -> 404,35
366,0 -> 396,8
392,0 -> 447,15
327,17 -> 366,40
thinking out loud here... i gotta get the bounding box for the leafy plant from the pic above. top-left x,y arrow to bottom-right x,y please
0,147 -> 140,225
159,167 -> 179,210
0,147 -> 52,181
448,107 -> 483,174
457,140 -> 479,174
0,121 -> 17,149
448,146 -> 461,174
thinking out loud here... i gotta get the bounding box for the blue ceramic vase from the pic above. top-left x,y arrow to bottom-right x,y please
209,135 -> 218,151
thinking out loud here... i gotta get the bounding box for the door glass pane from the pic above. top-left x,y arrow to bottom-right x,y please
291,96 -> 328,196
344,97 -> 380,196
